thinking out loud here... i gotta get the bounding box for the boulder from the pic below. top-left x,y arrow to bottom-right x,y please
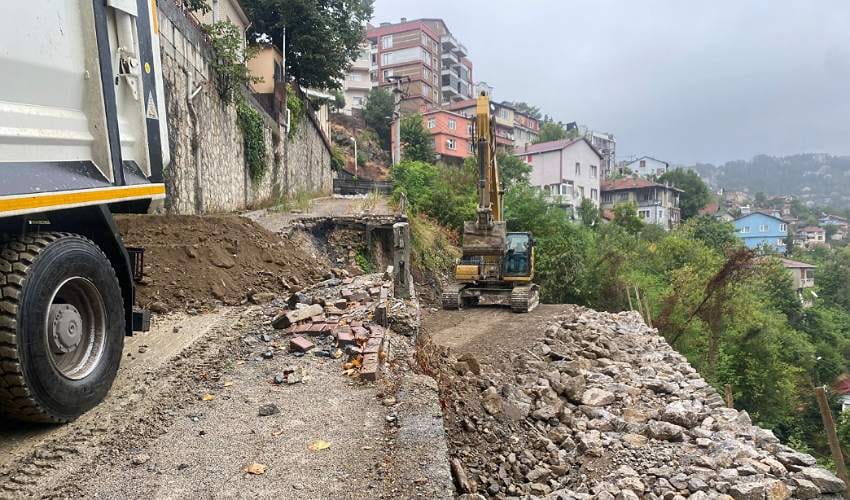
800,467 -> 846,494
581,388 -> 615,407
646,420 -> 685,441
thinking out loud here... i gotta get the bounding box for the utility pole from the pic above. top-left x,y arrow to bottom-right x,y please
387,76 -> 408,166
351,136 -> 358,175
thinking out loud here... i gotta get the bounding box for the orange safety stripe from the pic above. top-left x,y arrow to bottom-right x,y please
151,0 -> 159,34
0,184 -> 166,214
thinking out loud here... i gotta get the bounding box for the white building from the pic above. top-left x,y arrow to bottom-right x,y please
623,156 -> 669,178
581,128 -> 616,178
340,42 -> 372,115
516,138 -> 603,210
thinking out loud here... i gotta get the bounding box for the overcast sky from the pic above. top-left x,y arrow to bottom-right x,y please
372,1 -> 850,165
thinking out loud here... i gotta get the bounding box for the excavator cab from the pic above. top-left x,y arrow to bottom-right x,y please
503,233 -> 534,277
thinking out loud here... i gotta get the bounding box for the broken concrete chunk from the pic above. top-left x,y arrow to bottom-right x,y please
272,304 -> 324,329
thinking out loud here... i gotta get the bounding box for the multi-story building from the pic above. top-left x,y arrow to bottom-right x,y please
732,212 -> 788,253
622,156 -> 669,178
600,178 -> 682,231
423,110 -> 473,163
447,99 -> 539,151
517,138 -> 603,211
475,81 -> 495,99
795,226 -> 827,249
340,42 -> 371,115
366,18 -> 473,113
582,129 -> 616,178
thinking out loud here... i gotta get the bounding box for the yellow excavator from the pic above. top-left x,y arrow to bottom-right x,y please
442,93 -> 540,313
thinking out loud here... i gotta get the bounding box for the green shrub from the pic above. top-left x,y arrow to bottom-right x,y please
236,101 -> 267,182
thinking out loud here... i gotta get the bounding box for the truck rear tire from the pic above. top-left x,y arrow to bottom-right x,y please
0,232 -> 124,423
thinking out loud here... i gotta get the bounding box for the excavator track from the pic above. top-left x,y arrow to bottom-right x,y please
510,285 -> 540,313
441,286 -> 462,310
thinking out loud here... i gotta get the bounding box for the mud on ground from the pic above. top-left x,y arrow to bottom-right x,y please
117,215 -> 331,312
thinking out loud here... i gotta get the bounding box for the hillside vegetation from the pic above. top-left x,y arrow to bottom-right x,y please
692,154 -> 850,208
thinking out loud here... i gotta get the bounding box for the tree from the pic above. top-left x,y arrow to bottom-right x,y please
330,89 -> 346,112
534,121 -> 567,144
400,113 -> 434,163
658,168 -> 711,220
496,152 -> 532,189
577,198 -> 600,227
362,88 -> 394,150
612,202 -> 643,234
754,192 -> 767,208
241,0 -> 374,89
509,102 -> 542,120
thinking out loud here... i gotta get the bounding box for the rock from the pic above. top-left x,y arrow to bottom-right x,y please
660,400 -> 701,429
728,481 -> 766,500
646,420 -> 685,441
800,467 -> 846,494
131,454 -> 151,466
258,403 -> 280,417
251,292 -> 276,304
261,350 -> 274,359
481,387 -> 503,416
581,388 -> 614,406
775,450 -> 817,467
621,433 -> 648,448
273,304 -> 323,329
763,480 -> 790,500
687,477 -> 708,492
273,374 -> 285,385
458,353 -> 481,375
149,301 -> 168,314
791,478 -> 821,499
561,375 -> 586,403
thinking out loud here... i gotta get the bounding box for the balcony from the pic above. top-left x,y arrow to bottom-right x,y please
441,50 -> 459,66
456,42 -> 468,58
441,34 -> 458,51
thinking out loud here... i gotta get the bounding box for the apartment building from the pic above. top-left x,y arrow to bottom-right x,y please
423,110 -> 473,163
517,138 -> 603,210
447,99 -> 539,151
582,129 -> 616,178
600,178 -> 682,231
367,18 -> 473,113
341,42 -> 371,115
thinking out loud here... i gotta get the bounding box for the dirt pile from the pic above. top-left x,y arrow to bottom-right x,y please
117,215 -> 331,312
430,307 -> 845,499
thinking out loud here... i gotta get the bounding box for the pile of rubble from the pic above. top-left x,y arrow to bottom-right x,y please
262,269 -> 416,380
438,307 -> 846,499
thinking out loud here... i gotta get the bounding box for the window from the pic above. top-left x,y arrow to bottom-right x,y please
759,224 -> 768,232
421,84 -> 430,97
575,162 -> 581,176
640,159 -> 646,169
467,124 -> 473,137
579,186 -> 585,198
468,141 -> 474,153
448,119 -> 456,130
383,69 -> 393,80
381,35 -> 392,49
741,226 -> 751,234
427,118 -> 436,129
421,48 -> 431,65
424,67 -> 431,80
349,72 -> 362,81
446,138 -> 456,150
591,188 -> 598,201
779,223 -> 787,232
381,52 -> 390,65
371,52 -> 377,65
352,96 -> 364,106
639,210 -> 650,219
590,165 -> 598,178
370,71 -> 377,82
559,183 -> 571,196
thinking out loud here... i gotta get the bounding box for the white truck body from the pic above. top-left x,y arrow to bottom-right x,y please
0,0 -> 168,216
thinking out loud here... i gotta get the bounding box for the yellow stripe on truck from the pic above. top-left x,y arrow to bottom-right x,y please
151,0 -> 159,34
0,184 -> 166,217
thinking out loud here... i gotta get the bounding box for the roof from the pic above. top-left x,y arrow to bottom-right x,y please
779,258 -> 816,269
601,177 -> 684,193
733,211 -> 787,224
423,109 -> 469,119
798,226 -> 825,233
821,213 -> 848,222
699,201 -> 720,215
517,138 -> 603,160
625,156 -> 669,167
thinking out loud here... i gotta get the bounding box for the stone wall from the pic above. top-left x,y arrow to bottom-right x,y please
155,0 -> 332,214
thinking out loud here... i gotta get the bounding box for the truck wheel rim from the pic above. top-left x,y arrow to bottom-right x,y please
44,277 -> 108,380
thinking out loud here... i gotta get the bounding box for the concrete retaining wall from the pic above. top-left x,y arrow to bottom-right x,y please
155,0 -> 332,214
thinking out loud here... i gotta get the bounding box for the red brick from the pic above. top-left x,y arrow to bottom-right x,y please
367,324 -> 385,338
352,326 -> 369,342
351,320 -> 363,328
369,287 -> 381,296
336,327 -> 355,346
363,337 -> 383,355
360,353 -> 380,381
289,336 -> 314,352
341,289 -> 353,299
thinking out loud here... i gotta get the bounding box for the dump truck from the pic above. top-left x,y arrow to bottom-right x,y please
442,94 -> 540,313
0,1 -> 169,423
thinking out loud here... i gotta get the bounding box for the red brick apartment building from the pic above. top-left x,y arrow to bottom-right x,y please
424,110 -> 473,162
367,18 -> 474,113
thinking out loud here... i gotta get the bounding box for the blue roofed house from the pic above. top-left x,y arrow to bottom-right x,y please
733,212 -> 789,253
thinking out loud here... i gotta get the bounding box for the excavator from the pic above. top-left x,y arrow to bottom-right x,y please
441,93 -> 540,313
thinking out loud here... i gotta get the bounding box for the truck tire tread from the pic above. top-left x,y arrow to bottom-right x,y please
0,232 -> 113,423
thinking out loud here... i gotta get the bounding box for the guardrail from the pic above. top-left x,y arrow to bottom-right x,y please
333,178 -> 392,195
